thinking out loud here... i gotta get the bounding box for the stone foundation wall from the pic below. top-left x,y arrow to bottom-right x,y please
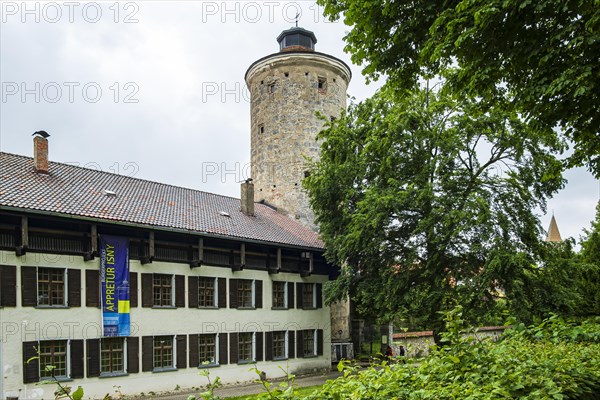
391,326 -> 508,358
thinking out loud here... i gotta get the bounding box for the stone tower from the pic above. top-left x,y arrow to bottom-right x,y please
246,28 -> 354,347
245,27 -> 351,230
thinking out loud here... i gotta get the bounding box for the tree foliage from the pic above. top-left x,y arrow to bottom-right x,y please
317,0 -> 600,176
304,84 -> 564,337
309,310 -> 600,400
580,201 -> 600,265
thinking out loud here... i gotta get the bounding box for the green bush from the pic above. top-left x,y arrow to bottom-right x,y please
308,308 -> 600,400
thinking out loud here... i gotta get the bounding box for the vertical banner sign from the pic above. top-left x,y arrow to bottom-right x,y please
100,235 -> 130,336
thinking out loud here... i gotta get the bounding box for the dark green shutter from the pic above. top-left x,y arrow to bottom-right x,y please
265,332 -> 273,361
189,334 -> 199,367
141,336 -> 153,371
21,266 -> 37,307
85,269 -> 99,307
255,332 -> 263,362
86,339 -> 100,377
219,333 -> 228,365
129,272 -> 138,308
229,279 -> 238,308
127,337 -> 139,373
188,276 -> 198,308
218,278 -> 227,308
70,339 -> 84,378
255,280 -> 262,308
229,333 -> 238,364
176,335 -> 187,369
141,274 -> 153,307
316,283 -> 323,309
0,265 -> 17,306
23,341 -> 39,383
287,281 -> 294,309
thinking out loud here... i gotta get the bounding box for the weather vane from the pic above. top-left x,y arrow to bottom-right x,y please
295,12 -> 300,27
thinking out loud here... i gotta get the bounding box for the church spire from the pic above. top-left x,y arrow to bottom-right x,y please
545,215 -> 562,242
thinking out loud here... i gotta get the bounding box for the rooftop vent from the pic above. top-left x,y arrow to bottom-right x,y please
219,211 -> 231,217
103,189 -> 117,197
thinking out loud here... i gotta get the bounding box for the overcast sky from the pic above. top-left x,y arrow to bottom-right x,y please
1,1 -> 598,244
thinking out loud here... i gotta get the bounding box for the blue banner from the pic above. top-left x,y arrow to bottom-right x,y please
100,235 -> 130,337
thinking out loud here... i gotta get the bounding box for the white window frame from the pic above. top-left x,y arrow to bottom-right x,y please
153,274 -> 175,308
302,282 -> 317,309
153,335 -> 176,371
272,330 -> 288,360
303,329 -> 317,357
38,339 -> 71,381
99,337 -> 128,377
37,267 -> 68,307
238,331 -> 255,364
198,276 -> 218,308
272,281 -> 287,309
198,333 -> 219,367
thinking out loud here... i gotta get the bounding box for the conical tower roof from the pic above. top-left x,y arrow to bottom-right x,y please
545,215 -> 562,242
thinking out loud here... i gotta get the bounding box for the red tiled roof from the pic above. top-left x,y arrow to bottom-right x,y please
0,153 -> 323,249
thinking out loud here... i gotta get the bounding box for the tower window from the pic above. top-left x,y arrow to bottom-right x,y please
318,77 -> 327,92
305,72 -> 309,76
284,72 -> 289,77
258,124 -> 265,134
269,83 -> 276,94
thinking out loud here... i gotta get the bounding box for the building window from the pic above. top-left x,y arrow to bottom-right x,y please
318,77 -> 327,92
101,338 -> 125,375
39,340 -> 68,379
38,267 -> 66,306
153,336 -> 174,370
199,334 -> 217,365
198,277 -> 216,307
273,331 -> 287,359
153,274 -> 173,307
238,332 -> 254,363
238,280 -> 253,308
272,281 -> 286,308
303,330 -> 316,357
258,124 -> 265,134
302,283 -> 315,309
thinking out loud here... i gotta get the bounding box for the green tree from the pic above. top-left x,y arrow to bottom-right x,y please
317,0 -> 600,176
576,201 -> 600,316
305,84 -> 564,340
580,201 -> 600,265
504,239 -> 583,323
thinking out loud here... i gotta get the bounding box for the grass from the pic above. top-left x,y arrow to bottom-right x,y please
224,385 -> 322,399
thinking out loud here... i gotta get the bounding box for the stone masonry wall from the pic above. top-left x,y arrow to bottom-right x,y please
391,326 -> 509,358
246,54 -> 350,231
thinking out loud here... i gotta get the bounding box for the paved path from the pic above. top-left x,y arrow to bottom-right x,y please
140,370 -> 342,399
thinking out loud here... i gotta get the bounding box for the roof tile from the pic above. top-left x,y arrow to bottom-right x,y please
0,153 -> 323,249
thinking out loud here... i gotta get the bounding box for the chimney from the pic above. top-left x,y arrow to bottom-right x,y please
241,179 -> 255,216
33,131 -> 50,174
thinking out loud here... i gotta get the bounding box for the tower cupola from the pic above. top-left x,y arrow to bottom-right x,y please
276,27 -> 317,52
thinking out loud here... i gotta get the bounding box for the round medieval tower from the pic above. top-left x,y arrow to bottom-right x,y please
245,27 -> 351,230
246,27 -> 355,350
